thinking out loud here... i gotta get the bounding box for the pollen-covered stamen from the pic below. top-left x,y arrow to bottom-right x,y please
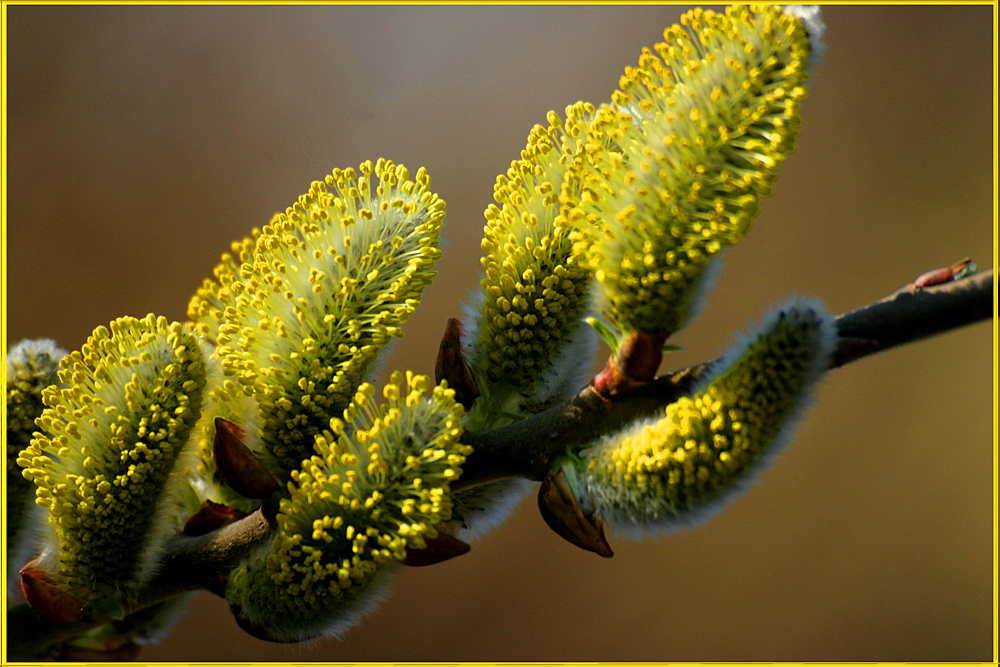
583,4 -> 815,338
216,160 -> 446,482
5,339 -> 66,452
781,5 -> 826,72
473,102 -> 598,402
17,314 -> 207,605
572,298 -> 836,536
188,231 -> 260,345
223,371 -> 469,642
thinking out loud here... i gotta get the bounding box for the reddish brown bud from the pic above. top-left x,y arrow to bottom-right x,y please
183,499 -> 251,536
435,318 -> 480,409
20,560 -> 91,625
619,331 -> 667,383
213,417 -> 280,499
538,469 -> 613,558
593,331 -> 667,397
401,532 -> 472,566
912,257 -> 975,290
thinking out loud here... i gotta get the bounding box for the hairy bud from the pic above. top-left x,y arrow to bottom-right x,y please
583,5 -> 819,338
567,298 -> 836,536
17,315 -> 207,611
225,371 -> 468,642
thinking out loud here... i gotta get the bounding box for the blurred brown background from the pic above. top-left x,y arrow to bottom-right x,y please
4,5 -> 994,662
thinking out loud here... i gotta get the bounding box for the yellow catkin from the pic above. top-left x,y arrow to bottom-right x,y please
475,102 -> 597,396
6,339 -> 67,554
17,315 -> 206,603
194,161 -> 445,483
574,300 -> 834,534
582,5 -> 814,336
225,372 -> 468,641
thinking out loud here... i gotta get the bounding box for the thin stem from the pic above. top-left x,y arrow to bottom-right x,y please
832,268 -> 993,366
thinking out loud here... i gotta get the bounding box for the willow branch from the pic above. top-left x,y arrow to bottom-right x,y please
832,267 -> 993,365
455,268 -> 994,489
6,267 -> 992,660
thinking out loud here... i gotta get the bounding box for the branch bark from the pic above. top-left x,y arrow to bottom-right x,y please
832,268 -> 993,365
6,268 -> 992,661
457,268 -> 994,488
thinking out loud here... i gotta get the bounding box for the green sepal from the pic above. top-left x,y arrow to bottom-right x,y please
954,260 -> 977,280
586,317 -> 622,355
93,597 -> 127,622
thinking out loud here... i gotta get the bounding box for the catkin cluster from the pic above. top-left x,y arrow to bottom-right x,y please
8,3 -> 831,648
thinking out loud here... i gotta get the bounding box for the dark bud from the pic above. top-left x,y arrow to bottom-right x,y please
213,417 -> 280,499
20,560 -> 91,625
538,468 -> 613,558
435,318 -> 480,409
183,499 -> 251,536
402,532 -> 472,566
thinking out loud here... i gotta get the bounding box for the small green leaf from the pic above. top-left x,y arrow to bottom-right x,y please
94,597 -> 127,622
954,260 -> 977,280
586,317 -> 621,354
